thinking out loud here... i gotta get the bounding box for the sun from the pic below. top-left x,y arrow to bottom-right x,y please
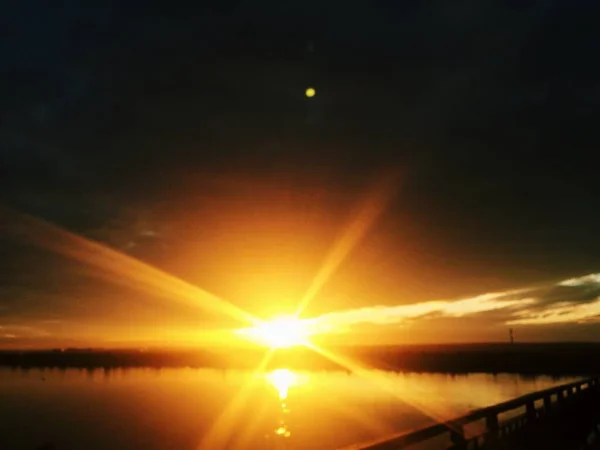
236,315 -> 312,349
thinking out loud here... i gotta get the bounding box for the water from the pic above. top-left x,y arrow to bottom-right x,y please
0,368 -> 577,450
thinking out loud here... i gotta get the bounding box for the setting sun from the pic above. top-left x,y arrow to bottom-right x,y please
236,315 -> 312,349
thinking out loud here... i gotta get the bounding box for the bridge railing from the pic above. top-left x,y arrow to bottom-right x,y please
342,376 -> 600,450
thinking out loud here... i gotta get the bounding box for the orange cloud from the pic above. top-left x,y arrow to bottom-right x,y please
506,299 -> 600,325
308,272 -> 600,333
310,290 -> 533,332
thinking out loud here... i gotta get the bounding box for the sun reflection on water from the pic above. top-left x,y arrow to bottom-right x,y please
265,369 -> 300,446
266,369 -> 298,401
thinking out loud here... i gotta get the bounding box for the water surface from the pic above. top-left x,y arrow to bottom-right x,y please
0,368 -> 577,450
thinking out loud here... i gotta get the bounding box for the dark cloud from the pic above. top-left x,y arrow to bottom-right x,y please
532,284 -> 600,307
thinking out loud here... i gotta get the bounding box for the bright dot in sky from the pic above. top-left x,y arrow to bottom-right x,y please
236,315 -> 311,349
305,87 -> 316,98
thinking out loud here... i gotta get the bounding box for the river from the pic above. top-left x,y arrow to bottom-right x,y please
0,368 -> 577,450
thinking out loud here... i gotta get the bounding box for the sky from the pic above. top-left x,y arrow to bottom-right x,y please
1,1 -> 600,348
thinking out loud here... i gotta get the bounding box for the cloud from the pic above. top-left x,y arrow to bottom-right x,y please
505,273 -> 600,325
507,299 -> 600,326
533,284 -> 600,306
311,289 -> 534,332
310,272 -> 600,332
559,273 -> 600,286
0,324 -> 50,339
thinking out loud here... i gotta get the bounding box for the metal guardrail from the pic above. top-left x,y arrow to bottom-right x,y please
341,376 -> 600,450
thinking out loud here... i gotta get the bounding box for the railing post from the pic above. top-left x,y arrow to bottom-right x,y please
449,423 -> 467,450
485,412 -> 499,442
526,401 -> 536,422
543,395 -> 552,413
594,423 -> 600,439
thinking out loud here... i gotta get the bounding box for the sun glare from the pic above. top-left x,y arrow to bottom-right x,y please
266,368 -> 298,400
236,315 -> 312,349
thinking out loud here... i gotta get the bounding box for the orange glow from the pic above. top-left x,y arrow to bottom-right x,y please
235,315 -> 313,348
2,208 -> 259,330
198,350 -> 275,450
295,172 -> 400,317
0,173 -> 404,348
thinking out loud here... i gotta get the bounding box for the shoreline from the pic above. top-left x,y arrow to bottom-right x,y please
1,342 -> 600,375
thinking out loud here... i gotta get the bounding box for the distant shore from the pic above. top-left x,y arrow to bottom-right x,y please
1,343 -> 600,375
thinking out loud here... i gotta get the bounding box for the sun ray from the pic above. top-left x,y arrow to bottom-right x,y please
324,390 -> 392,439
198,349 -> 275,450
295,172 -> 399,318
2,207 -> 258,327
228,401 -> 272,450
304,342 -> 466,442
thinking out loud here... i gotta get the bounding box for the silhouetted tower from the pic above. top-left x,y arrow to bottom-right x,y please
509,328 -> 515,344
